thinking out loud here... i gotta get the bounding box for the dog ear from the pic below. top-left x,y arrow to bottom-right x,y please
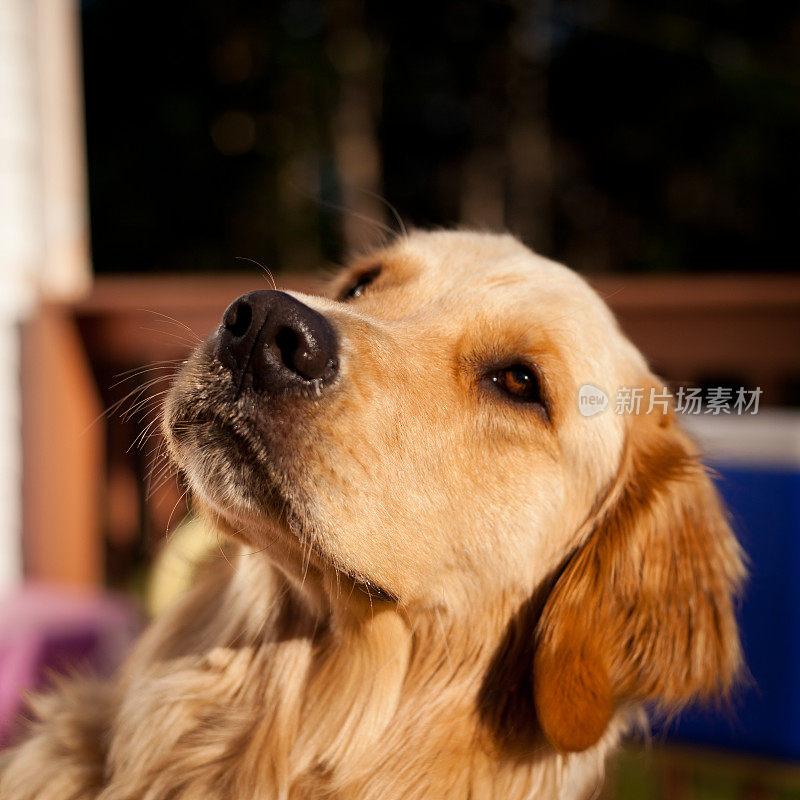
532,405 -> 745,752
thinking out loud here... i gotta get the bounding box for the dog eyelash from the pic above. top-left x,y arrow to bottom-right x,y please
339,267 -> 381,302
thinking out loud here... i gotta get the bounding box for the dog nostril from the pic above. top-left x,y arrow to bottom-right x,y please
274,326 -> 301,372
224,300 -> 252,338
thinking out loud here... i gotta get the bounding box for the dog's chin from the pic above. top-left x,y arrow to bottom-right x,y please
185,461 -> 398,604
167,403 -> 398,605
166,366 -> 401,605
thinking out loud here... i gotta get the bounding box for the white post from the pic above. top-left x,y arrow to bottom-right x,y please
35,0 -> 91,300
0,0 -> 90,591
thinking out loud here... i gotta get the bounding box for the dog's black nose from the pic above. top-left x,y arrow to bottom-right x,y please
216,290 -> 338,392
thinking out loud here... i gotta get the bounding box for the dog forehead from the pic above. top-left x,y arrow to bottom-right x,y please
386,230 -> 621,339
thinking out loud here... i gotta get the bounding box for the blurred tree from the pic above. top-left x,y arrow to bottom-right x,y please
82,0 -> 342,273
81,0 -> 799,274
544,0 -> 800,272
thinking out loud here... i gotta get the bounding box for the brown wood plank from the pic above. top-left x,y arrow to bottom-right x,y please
21,307 -> 104,587
20,271 -> 800,591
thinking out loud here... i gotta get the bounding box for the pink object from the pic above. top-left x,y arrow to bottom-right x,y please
0,583 -> 141,748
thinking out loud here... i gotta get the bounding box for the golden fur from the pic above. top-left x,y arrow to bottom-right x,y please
0,231 -> 744,799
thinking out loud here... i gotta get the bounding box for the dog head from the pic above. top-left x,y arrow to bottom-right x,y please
164,230 -> 743,751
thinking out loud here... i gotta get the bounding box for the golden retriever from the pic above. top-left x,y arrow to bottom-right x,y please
0,230 -> 744,799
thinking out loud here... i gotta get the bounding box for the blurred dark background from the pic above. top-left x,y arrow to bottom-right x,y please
3,4 -> 798,796
81,0 -> 800,276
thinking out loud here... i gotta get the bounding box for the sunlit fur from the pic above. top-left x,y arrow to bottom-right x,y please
0,231 -> 744,799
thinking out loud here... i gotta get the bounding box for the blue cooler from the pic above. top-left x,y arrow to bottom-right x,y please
665,411 -> 800,759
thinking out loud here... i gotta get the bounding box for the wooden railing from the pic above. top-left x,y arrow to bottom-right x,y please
21,272 -> 800,588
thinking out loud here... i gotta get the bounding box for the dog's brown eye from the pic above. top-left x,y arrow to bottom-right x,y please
490,365 -> 543,404
340,268 -> 380,301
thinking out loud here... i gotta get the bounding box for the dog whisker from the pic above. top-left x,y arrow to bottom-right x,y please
352,187 -> 408,239
110,360 -> 180,387
139,326 -> 202,349
164,487 -> 191,539
138,310 -> 203,344
235,256 -> 278,291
